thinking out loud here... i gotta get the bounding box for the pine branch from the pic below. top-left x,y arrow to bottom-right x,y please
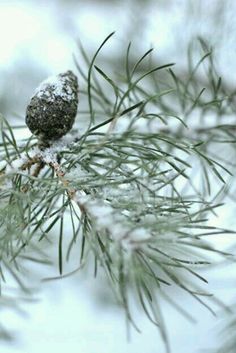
0,34 -> 236,351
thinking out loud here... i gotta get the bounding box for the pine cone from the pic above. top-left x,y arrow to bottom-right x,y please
25,70 -> 79,144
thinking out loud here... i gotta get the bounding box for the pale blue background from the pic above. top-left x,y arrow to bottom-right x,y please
0,1 -> 236,352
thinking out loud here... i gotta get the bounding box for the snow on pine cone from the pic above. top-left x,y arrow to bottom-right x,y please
25,70 -> 79,143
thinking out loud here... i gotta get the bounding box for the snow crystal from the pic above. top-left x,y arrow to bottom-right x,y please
76,194 -> 91,205
111,223 -> 130,242
75,195 -> 151,250
38,136 -> 75,164
88,203 -> 113,218
35,73 -> 74,101
40,149 -> 57,164
128,227 -> 150,242
86,202 -> 115,229
5,155 -> 28,174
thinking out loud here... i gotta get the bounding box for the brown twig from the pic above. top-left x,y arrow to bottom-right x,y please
20,156 -> 41,171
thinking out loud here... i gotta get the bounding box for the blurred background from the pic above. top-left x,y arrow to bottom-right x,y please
1,1 -> 236,352
1,0 -> 236,119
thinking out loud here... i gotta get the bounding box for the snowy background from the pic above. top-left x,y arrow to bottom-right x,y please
1,1 -> 236,352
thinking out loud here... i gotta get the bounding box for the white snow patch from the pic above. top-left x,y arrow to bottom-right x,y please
35,72 -> 74,101
38,136 -> 75,164
85,200 -> 115,230
129,227 -> 150,242
5,155 -> 28,174
76,194 -> 151,250
40,149 -> 57,164
77,194 -> 91,205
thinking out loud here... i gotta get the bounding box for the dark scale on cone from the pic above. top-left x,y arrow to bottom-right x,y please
25,70 -> 78,145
